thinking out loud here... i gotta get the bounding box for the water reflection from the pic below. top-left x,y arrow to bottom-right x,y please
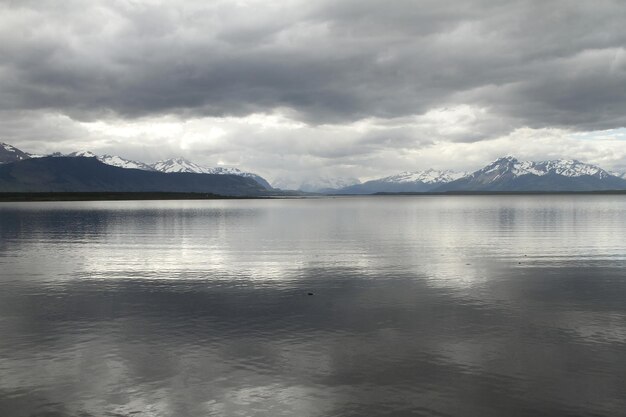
1,196 -> 626,416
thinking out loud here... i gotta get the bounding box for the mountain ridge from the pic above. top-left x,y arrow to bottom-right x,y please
334,169 -> 467,194
68,151 -> 156,171
2,142 -> 626,193
1,142 -> 32,164
0,157 -> 267,195
0,142 -> 272,190
151,157 -> 273,189
435,157 -> 626,192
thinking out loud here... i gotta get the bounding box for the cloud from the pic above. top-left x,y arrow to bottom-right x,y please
1,0 -> 626,182
1,0 -> 625,126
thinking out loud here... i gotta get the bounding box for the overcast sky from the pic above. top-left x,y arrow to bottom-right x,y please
1,0 -> 626,186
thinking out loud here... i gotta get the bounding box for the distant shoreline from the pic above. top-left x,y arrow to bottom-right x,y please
0,192 -> 268,202
2,190 -> 626,202
367,190 -> 626,196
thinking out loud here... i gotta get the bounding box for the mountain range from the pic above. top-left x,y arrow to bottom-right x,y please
328,157 -> 626,193
285,177 -> 362,193
2,143 -> 273,189
64,151 -> 273,189
435,156 -> 626,192
0,156 -> 267,195
150,157 -> 272,189
335,169 -> 468,194
1,142 -> 626,194
67,151 -> 156,171
1,142 -> 33,164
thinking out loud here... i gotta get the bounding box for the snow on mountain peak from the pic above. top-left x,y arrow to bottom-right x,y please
1,142 -> 31,163
99,154 -> 155,171
1,142 -> 20,152
205,166 -> 244,175
538,159 -> 609,178
151,157 -> 211,174
380,169 -> 467,184
150,157 -> 272,188
66,151 -> 155,171
473,157 -> 612,181
495,156 -> 518,163
69,150 -> 97,158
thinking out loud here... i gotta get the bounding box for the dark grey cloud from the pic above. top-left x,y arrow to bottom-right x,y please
1,0 -> 625,130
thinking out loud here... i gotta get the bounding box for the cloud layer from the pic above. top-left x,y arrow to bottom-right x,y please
1,0 -> 625,183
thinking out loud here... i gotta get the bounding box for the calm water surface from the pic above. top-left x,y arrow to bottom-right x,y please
1,196 -> 626,416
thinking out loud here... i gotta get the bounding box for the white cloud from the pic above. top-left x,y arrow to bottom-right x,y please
1,0 -> 626,184
3,108 -> 626,186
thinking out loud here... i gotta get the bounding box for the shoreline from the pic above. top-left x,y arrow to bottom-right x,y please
2,190 -> 626,202
0,192 -> 268,202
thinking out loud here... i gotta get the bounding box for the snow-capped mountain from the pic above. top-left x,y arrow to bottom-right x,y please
203,167 -> 273,190
68,151 -> 156,171
271,176 -> 360,192
151,158 -> 272,189
0,157 -> 267,195
436,156 -> 626,192
2,141 -> 626,193
535,159 -> 611,178
292,177 -> 361,193
465,156 -> 610,180
469,156 -> 611,181
334,169 -> 467,194
377,169 -> 467,184
151,157 -> 211,174
1,142 -> 31,164
99,155 -> 156,171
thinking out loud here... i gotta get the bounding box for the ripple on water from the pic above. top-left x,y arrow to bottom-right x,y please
1,196 -> 626,416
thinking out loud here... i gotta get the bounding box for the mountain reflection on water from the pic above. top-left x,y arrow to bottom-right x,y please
1,196 -> 626,417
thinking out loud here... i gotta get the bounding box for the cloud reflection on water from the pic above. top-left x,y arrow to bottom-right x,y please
1,197 -> 626,416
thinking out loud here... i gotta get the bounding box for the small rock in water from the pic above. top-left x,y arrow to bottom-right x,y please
307,292 -> 314,296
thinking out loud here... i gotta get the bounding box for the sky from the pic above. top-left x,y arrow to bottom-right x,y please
1,0 -> 626,187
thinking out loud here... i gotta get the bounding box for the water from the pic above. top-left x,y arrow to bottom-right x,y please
1,196 -> 626,417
